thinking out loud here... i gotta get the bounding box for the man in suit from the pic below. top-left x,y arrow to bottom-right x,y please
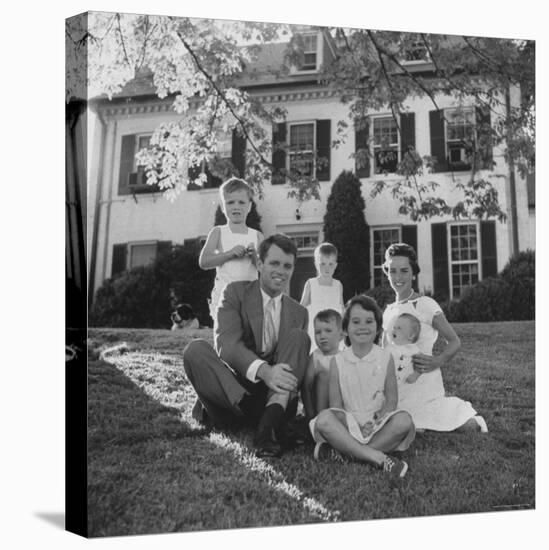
183,234 -> 310,458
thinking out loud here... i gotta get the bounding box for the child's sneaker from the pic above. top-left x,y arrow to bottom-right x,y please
382,455 -> 408,481
313,442 -> 346,462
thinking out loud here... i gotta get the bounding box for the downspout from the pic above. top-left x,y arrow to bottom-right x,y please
505,86 -> 520,256
100,120 -> 118,286
88,105 -> 107,308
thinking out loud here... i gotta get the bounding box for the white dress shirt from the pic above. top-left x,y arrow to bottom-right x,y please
246,289 -> 283,382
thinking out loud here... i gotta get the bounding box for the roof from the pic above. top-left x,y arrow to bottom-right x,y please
93,40 -> 328,103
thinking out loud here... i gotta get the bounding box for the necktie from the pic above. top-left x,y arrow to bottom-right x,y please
263,298 -> 277,354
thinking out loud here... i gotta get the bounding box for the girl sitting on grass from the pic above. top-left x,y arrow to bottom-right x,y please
309,295 -> 415,481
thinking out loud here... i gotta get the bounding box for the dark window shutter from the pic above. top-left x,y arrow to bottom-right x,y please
231,129 -> 246,178
480,220 -> 497,278
316,119 -> 331,181
204,164 -> 222,189
111,244 -> 127,277
400,113 -> 416,161
476,106 -> 493,170
157,240 -> 172,260
272,122 -> 287,185
431,223 -> 449,299
118,135 -> 136,195
402,225 -> 418,291
429,110 -> 446,173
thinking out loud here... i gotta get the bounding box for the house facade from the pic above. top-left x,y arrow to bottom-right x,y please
87,30 -> 535,306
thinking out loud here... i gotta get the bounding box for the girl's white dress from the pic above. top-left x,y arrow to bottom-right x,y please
305,277 -> 344,346
383,296 -> 477,431
209,225 -> 261,319
309,346 -> 415,450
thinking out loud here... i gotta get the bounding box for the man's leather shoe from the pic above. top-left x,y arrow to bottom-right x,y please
254,428 -> 283,458
277,415 -> 311,448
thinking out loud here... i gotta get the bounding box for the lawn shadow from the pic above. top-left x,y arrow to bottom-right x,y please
88,345 -> 339,537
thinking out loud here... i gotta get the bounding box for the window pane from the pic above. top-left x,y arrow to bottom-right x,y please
450,224 -> 480,298
289,124 -> 314,176
373,228 -> 400,272
130,244 -> 157,270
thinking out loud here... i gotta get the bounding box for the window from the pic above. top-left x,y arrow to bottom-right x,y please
129,242 -> 158,270
449,223 -> 480,298
187,131 -> 235,190
130,134 -> 153,187
288,232 -> 320,256
118,133 -> 160,195
291,33 -> 320,72
445,107 -> 475,166
289,122 -> 315,177
372,117 -> 400,174
402,35 -> 429,62
372,227 -> 401,286
301,34 -> 318,70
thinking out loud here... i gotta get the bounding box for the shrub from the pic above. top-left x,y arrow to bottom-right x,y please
90,246 -> 215,328
444,249 -> 535,323
499,249 -> 535,320
323,170 -> 370,301
448,277 -> 513,322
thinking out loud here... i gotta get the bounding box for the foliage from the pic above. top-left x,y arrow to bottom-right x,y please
446,277 -> 514,322
445,250 -> 534,322
213,199 -> 263,232
323,171 -> 370,301
66,14 -> 534,220
318,30 -> 533,221
499,249 -> 535,320
90,245 -> 215,328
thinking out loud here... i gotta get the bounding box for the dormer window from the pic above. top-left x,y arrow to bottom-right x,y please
291,32 -> 322,74
400,34 -> 430,63
300,34 -> 318,71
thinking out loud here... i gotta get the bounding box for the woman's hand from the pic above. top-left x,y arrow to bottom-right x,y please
412,353 -> 443,373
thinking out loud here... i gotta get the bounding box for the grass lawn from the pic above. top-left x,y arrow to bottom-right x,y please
86,321 -> 535,537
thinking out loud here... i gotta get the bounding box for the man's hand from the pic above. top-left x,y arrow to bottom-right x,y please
257,363 -> 297,393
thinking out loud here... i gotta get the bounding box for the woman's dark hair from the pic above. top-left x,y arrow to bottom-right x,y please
258,233 -> 298,262
342,294 -> 383,346
382,243 -> 421,276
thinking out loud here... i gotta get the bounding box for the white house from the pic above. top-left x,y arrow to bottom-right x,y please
86,29 -> 535,306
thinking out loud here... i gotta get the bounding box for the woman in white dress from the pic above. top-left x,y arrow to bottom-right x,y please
382,243 -> 488,432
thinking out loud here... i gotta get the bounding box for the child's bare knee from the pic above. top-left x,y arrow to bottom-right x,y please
315,409 -> 335,432
392,411 -> 413,434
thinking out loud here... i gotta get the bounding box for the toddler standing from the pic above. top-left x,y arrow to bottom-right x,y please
300,243 -> 344,348
302,309 -> 343,421
199,178 -> 263,323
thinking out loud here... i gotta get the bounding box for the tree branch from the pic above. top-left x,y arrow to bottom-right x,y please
116,13 -> 133,71
170,19 -> 275,171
